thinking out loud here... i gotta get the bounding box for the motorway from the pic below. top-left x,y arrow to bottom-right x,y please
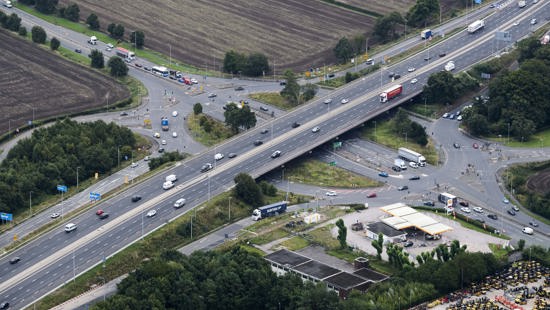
0,1 -> 549,308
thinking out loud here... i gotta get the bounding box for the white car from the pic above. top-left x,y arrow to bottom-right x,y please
214,153 -> 224,161
144,156 -> 150,161
409,162 -> 418,169
442,113 -> 449,118
407,67 -> 416,72
312,126 -> 320,133
172,111 -> 178,117
460,207 -> 471,213
410,78 -> 418,84
50,213 -> 60,219
190,78 -> 198,84
341,98 -> 349,104
106,43 -> 114,48
161,140 -> 167,145
473,207 -> 484,213
154,132 -> 161,138
326,191 -> 337,196
131,162 -> 138,168
530,18 -> 537,25
172,132 -> 178,138
457,115 -> 463,121
323,98 -> 332,104
163,181 -> 174,190
146,210 -> 157,217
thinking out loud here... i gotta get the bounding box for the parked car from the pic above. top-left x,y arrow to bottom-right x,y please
260,106 -> 269,112
460,207 -> 471,213
378,171 -> 389,177
423,201 -> 435,207
158,148 -> 165,153
512,205 -> 519,211
487,214 -> 498,220
409,175 -> 420,180
503,197 -> 510,204
397,185 -> 408,191
409,162 -> 418,169
392,166 -> 401,172
207,93 -> 217,98
403,240 -> 413,247
473,207 -> 483,213
472,143 -> 479,149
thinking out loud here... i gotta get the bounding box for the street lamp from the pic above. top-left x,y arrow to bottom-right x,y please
117,146 -> 121,168
228,196 -> 232,222
76,166 -> 80,192
29,191 -> 32,218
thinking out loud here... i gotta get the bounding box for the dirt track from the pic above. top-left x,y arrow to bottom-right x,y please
0,29 -> 129,135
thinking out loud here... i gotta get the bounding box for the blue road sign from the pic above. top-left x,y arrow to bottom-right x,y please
89,192 -> 101,201
0,212 -> 13,221
57,185 -> 68,192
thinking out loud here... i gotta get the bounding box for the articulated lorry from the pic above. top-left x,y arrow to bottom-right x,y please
379,84 -> 402,103
398,147 -> 426,166
252,201 -> 287,221
87,36 -> 97,45
467,20 -> 485,33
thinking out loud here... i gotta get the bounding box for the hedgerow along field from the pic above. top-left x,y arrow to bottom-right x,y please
338,0 -> 465,17
0,29 -> 129,136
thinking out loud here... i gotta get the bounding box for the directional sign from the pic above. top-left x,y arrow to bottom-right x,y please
89,192 -> 101,201
57,185 -> 68,192
0,212 -> 13,221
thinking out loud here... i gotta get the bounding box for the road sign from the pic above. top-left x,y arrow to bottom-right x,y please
333,141 -> 342,148
57,185 -> 68,192
89,192 -> 101,201
0,212 -> 13,221
329,161 -> 336,166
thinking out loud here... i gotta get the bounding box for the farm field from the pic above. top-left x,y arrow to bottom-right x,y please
526,167 -> 550,196
0,29 -> 129,136
59,0 -> 375,72
339,0 -> 465,17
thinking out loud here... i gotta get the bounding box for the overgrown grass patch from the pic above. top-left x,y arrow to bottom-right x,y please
248,92 -> 294,110
281,236 -> 310,251
307,224 -> 340,250
489,243 -> 512,261
186,113 -> 234,146
250,228 -> 289,245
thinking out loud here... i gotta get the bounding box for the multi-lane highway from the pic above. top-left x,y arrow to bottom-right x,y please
0,1 -> 549,308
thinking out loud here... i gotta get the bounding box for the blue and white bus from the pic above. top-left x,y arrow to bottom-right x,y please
151,66 -> 169,77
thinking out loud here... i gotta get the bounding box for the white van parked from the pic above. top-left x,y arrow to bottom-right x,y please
409,162 -> 419,169
65,223 -> 77,233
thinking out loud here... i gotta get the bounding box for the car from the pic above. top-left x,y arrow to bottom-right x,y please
410,78 -> 418,84
106,43 -> 114,48
393,74 -> 401,79
425,233 -> 441,240
172,132 -> 178,138
513,21 -> 519,26
507,209 -> 516,216
96,209 -> 104,216
174,198 -> 186,208
473,207 -> 484,213
409,162 -> 418,169
9,257 -> 20,264
172,111 -> 178,117
511,204 -> 519,211
487,214 -> 498,220
407,67 -> 416,72
323,98 -> 333,104
423,201 -> 435,207
397,185 -> 408,191
161,140 -> 167,145
460,207 -> 472,213
424,56 -> 432,61
143,66 -> 151,71
253,140 -> 263,146
403,240 -> 414,247
530,18 -> 537,25
260,106 -> 269,112
409,175 -> 420,180
365,58 -> 374,65
502,197 -> 510,204
489,3 -> 495,7
234,86 -> 245,91
120,111 -> 128,116
291,122 -> 301,128
529,221 -> 539,227
367,192 -> 377,198
158,148 -> 165,153
106,47 -> 112,51
522,227 -> 534,235
131,195 -> 142,202
1,302 -> 9,309
457,115 -> 463,121
388,72 -> 395,78
279,81 -> 287,86
154,132 -> 161,138
260,129 -> 269,134
271,150 -> 282,158
453,143 -> 461,149
201,163 -> 213,172
131,162 -> 138,168
312,126 -> 320,133
228,153 -> 237,158
146,210 -> 157,217
472,143 -> 479,149
378,171 -> 389,177
214,153 -> 224,161
75,48 -> 82,53
207,93 -> 217,98
144,156 -> 150,162
392,166 -> 401,172
99,213 -> 109,220
459,201 -> 469,207
341,98 -> 349,104
449,113 -> 455,119
50,212 -> 60,219
134,63 -> 142,68
326,191 -> 337,196
439,52 -> 446,57
442,113 -> 449,118
190,78 -> 198,84
328,73 -> 335,78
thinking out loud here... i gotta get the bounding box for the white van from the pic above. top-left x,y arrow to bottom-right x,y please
165,174 -> 177,183
162,181 -> 174,190
409,162 -> 419,169
174,198 -> 186,208
65,223 -> 77,233
522,227 -> 533,235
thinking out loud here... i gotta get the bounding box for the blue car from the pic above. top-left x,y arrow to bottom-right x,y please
378,171 -> 389,177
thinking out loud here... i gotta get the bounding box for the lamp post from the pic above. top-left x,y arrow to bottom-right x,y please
76,166 -> 80,192
507,122 -> 510,144
228,196 -> 232,222
29,191 -> 32,218
117,146 -> 121,168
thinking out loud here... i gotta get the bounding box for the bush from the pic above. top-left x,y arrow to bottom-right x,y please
50,37 -> 60,50
86,13 -> 100,30
31,25 -> 47,44
18,26 -> 27,36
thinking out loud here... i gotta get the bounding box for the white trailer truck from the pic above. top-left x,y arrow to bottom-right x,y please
398,147 -> 426,166
467,20 -> 485,33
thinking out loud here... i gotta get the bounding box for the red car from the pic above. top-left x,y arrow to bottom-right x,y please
472,143 -> 479,149
367,193 -> 377,198
96,209 -> 104,216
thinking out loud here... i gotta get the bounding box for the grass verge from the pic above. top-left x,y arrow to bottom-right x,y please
185,113 -> 234,146
489,243 -> 512,261
248,92 -> 294,110
280,236 -> 310,251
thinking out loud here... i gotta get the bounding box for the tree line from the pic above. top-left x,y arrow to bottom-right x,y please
0,119 -> 136,215
223,50 -> 270,77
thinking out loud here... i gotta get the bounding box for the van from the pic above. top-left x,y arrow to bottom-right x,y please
522,227 -> 533,235
165,174 -> 177,183
365,58 -> 374,65
409,162 -> 419,169
163,181 -> 174,190
174,198 -> 186,208
65,223 -> 77,233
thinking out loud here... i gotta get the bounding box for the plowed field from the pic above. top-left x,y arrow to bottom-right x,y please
526,168 -> 550,195
0,30 -> 129,135
59,0 -> 375,72
339,0 -> 463,16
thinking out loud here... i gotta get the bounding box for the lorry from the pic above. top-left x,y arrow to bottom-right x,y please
467,20 -> 485,33
379,84 -> 403,103
3,0 -> 13,8
393,158 -> 407,170
115,47 -> 135,60
165,174 -> 177,183
518,0 -> 526,7
252,201 -> 287,221
161,117 -> 169,131
445,61 -> 455,71
398,147 -> 426,166
421,29 -> 432,39
87,36 -> 98,45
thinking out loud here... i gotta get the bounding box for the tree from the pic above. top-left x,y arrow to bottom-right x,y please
280,70 -> 300,105
406,0 -> 439,28
31,26 -> 47,44
517,239 -> 526,251
373,12 -> 404,43
107,23 -> 116,36
223,50 -> 246,74
18,26 -> 27,36
63,3 -> 80,22
301,83 -> 318,102
463,113 -> 489,136
244,52 -> 269,76
371,233 -> 384,259
333,37 -> 353,64
89,49 -> 104,68
50,37 -> 60,50
223,103 -> 256,133
113,24 -> 125,39
193,103 -> 203,115
5,13 -> 21,31
107,57 -> 128,77
130,30 -> 145,49
335,219 -> 347,249
86,13 -> 100,30
35,0 -> 58,14
233,173 -> 263,207
423,71 -> 458,104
